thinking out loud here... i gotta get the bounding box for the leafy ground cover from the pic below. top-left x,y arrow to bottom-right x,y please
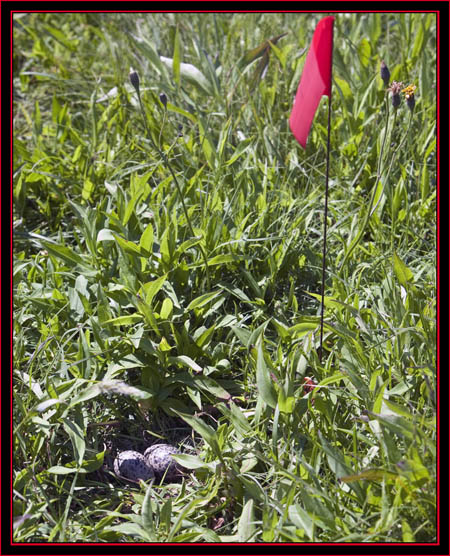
13,12 -> 436,543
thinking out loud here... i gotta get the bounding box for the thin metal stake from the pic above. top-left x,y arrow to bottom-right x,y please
319,85 -> 333,365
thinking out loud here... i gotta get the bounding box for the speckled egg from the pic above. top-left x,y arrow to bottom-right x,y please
144,444 -> 180,480
113,450 -> 154,482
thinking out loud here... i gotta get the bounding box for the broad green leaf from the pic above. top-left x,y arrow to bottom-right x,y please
112,233 -> 142,257
166,102 -> 197,123
197,117 -> 215,168
256,338 -> 277,409
288,320 -> 319,337
160,499 -> 172,531
277,387 -> 295,414
423,136 -> 436,161
33,100 -> 42,135
219,282 -> 252,303
340,468 -> 398,483
288,505 -> 314,540
305,293 -> 360,316
51,92 -> 61,123
174,236 -> 202,260
317,373 -> 345,388
142,275 -> 167,306
62,417 -> 85,466
319,432 -> 365,508
158,336 -> 173,352
82,178 -> 94,201
187,385 -> 202,410
370,179 -> 384,217
393,252 -> 414,286
397,457 -> 430,483
193,325 -> 215,348
411,20 -> 424,59
102,314 -> 142,326
382,399 -> 415,419
228,402 -> 252,435
402,520 -> 415,542
357,38 -> 371,67
232,325 -> 252,347
366,411 -> 415,439
160,298 -> 173,320
139,223 -> 154,256
319,433 -> 353,479
160,227 -> 175,267
272,318 -> 290,341
172,410 -> 220,455
133,37 -> 167,76
91,512 -> 118,532
226,139 -> 253,166
160,56 -> 213,95
107,522 -> 154,540
123,189 -> 144,226
237,499 -> 255,542
194,376 -> 231,400
334,76 -> 352,99
217,117 -> 233,160
247,321 -> 271,350
268,40 -> 291,69
187,290 -> 221,310
171,453 -> 218,471
96,228 -> 115,242
47,465 -> 86,475
43,24 -> 78,51
136,297 -> 159,336
168,355 -> 202,373
74,274 -> 89,297
35,398 -> 62,413
80,452 -> 105,473
40,240 -> 84,267
141,485 -> 155,536
207,254 -> 246,266
372,380 -> 389,413
239,475 -> 266,502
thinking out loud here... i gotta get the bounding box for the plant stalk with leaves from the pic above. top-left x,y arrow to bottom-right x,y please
340,68 -> 417,271
129,69 -> 211,289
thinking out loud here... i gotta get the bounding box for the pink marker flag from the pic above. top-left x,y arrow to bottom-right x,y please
289,16 -> 334,148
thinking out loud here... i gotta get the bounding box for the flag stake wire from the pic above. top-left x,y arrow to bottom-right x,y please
319,89 -> 333,365
319,20 -> 334,365
288,15 -> 335,365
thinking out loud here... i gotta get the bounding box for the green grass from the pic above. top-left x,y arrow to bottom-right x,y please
13,12 -> 436,543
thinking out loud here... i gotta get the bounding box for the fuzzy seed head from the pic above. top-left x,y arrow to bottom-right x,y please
380,60 -> 390,86
129,68 -> 140,93
159,92 -> 168,108
388,81 -> 404,109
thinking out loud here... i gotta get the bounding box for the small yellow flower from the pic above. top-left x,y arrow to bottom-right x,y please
401,84 -> 417,99
401,84 -> 417,111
